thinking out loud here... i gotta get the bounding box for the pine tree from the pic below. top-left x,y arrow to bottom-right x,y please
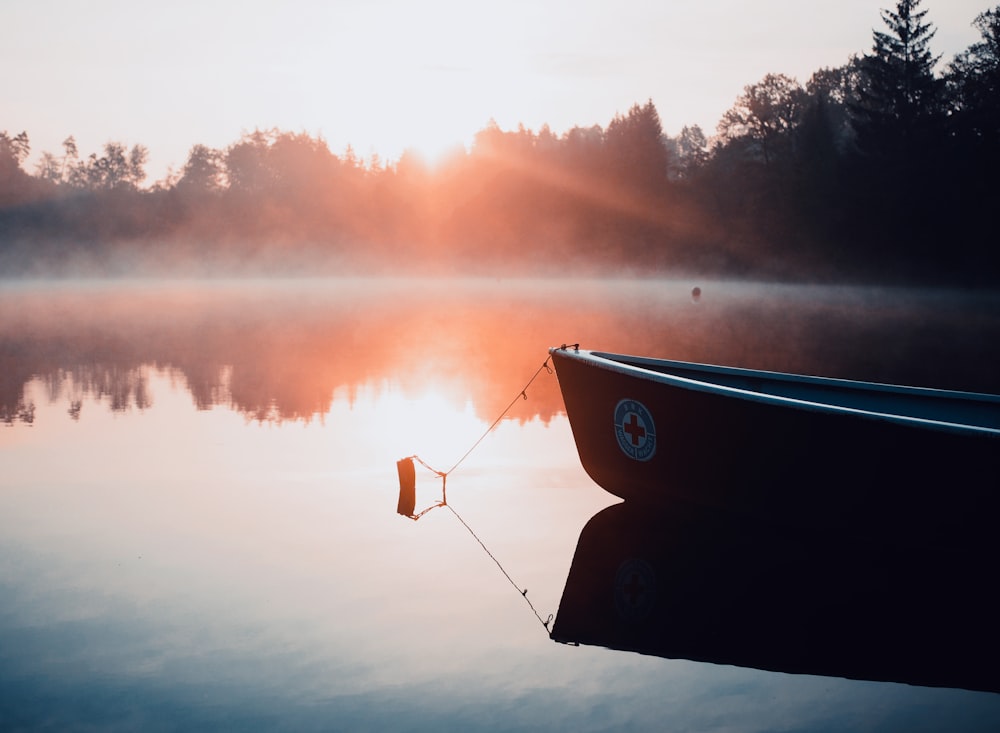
850,0 -> 944,160
603,100 -> 670,192
845,0 -> 948,273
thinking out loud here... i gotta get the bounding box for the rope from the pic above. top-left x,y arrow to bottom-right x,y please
443,355 -> 554,477
402,349 -> 565,635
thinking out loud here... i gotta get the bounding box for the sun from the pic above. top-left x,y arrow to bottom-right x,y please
397,130 -> 471,170
328,66 -> 485,170
304,5 -> 521,171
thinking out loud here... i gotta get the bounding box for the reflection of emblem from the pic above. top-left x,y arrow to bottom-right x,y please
614,399 -> 656,461
614,558 -> 656,622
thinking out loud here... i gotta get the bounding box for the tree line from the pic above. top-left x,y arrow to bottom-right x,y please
1,0 -> 998,283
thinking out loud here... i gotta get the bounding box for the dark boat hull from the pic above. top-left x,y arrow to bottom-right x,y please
550,347 -> 1000,536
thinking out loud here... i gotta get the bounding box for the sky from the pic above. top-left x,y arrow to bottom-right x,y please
3,0 -> 994,183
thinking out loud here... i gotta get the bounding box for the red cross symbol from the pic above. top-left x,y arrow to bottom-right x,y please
623,571 -> 645,606
623,412 -> 646,446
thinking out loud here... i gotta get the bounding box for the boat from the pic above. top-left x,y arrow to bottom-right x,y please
548,345 -> 1000,536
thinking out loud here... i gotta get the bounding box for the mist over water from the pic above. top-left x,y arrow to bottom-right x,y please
2,277 -> 1000,731
3,277 -> 999,428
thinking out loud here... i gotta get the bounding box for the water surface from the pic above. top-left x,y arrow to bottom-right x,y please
2,278 -> 999,731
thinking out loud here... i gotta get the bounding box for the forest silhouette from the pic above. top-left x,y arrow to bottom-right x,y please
1,0 -> 998,284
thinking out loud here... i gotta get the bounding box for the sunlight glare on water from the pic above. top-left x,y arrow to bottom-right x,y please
368,384 -> 486,472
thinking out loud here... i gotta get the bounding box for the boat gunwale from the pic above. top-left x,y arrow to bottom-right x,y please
550,347 -> 1000,437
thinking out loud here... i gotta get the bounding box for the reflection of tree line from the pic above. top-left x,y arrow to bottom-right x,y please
1,363 -> 152,427
3,281 -> 999,426
2,2 -> 997,283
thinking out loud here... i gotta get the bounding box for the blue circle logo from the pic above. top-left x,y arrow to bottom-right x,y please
614,399 -> 656,461
614,558 -> 656,622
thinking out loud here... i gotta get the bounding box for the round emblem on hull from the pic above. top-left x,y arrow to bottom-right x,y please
614,558 -> 656,622
614,399 -> 656,461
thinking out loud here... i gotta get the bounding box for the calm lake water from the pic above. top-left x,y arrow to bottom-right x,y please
2,278 -> 1000,731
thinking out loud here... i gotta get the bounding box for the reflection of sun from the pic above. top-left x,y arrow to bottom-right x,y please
368,384 -> 485,471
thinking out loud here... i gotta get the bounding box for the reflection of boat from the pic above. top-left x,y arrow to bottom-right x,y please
551,501 -> 1000,693
549,346 -> 1000,535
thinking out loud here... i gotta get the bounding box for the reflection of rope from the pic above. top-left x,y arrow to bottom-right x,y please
406,353 -> 555,515
446,502 -> 553,633
411,454 -> 448,508
404,351 -> 563,635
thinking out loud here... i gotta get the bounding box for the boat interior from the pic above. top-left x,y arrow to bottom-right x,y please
593,351 -> 1000,432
